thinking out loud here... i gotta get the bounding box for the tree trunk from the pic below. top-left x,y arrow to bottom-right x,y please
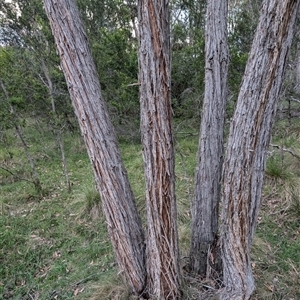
190,0 -> 229,277
42,0 -> 146,296
41,60 -> 71,192
295,23 -> 300,93
220,0 -> 300,299
138,0 -> 181,298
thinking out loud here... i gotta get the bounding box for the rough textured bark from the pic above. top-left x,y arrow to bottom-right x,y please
220,1 -> 300,299
42,0 -> 146,296
296,26 -> 300,93
138,0 -> 181,298
190,0 -> 229,277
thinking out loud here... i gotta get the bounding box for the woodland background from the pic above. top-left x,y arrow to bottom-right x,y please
0,0 -> 300,299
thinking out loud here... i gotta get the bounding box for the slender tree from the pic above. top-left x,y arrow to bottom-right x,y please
40,59 -> 71,192
190,0 -> 229,277
138,0 -> 181,298
220,0 -> 300,299
42,0 -> 146,296
0,78 -> 42,193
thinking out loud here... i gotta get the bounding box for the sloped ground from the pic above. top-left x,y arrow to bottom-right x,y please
1,120 -> 300,299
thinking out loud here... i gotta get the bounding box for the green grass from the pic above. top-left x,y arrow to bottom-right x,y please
0,127 -> 114,299
1,119 -> 300,299
265,155 -> 291,180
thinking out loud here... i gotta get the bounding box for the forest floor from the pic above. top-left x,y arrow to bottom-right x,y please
0,118 -> 300,299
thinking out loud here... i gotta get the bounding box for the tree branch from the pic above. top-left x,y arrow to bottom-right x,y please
270,143 -> 300,161
126,82 -> 140,87
290,96 -> 300,104
0,165 -> 35,184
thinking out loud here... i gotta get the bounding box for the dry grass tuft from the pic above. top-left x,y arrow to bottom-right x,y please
251,177 -> 300,299
89,276 -> 136,300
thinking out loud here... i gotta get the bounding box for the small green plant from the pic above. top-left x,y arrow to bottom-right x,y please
85,189 -> 102,220
1,116 -> 300,299
265,155 -> 290,181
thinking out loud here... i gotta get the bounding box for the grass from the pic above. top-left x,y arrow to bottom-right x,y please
1,118 -> 300,299
252,125 -> 300,300
0,128 -> 114,299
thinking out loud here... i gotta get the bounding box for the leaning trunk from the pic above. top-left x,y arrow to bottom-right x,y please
220,0 -> 300,299
190,0 -> 229,277
43,0 -> 146,295
138,0 -> 181,298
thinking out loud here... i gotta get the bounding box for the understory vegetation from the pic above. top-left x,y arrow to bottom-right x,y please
1,117 -> 300,299
1,0 -> 300,298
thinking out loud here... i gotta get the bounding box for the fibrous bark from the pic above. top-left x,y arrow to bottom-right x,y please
220,1 -> 300,299
43,0 -> 146,295
138,0 -> 181,298
190,0 -> 229,277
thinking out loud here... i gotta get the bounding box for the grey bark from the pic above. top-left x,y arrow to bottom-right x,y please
41,60 -> 71,192
138,0 -> 181,298
42,0 -> 146,296
190,0 -> 229,277
220,0 -> 300,299
295,24 -> 300,93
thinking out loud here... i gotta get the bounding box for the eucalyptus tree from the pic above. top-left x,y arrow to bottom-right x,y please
0,0 -> 76,194
43,0 -> 183,298
190,0 -> 229,277
138,0 -> 181,297
42,0 -> 147,297
0,48 -> 44,192
40,0 -> 300,300
220,0 -> 300,299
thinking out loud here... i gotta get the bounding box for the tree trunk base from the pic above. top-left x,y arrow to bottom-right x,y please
189,237 -> 222,285
219,284 -> 255,300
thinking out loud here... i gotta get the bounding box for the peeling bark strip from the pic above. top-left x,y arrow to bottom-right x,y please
190,0 -> 229,277
42,0 -> 146,295
138,0 -> 181,299
220,0 -> 300,299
